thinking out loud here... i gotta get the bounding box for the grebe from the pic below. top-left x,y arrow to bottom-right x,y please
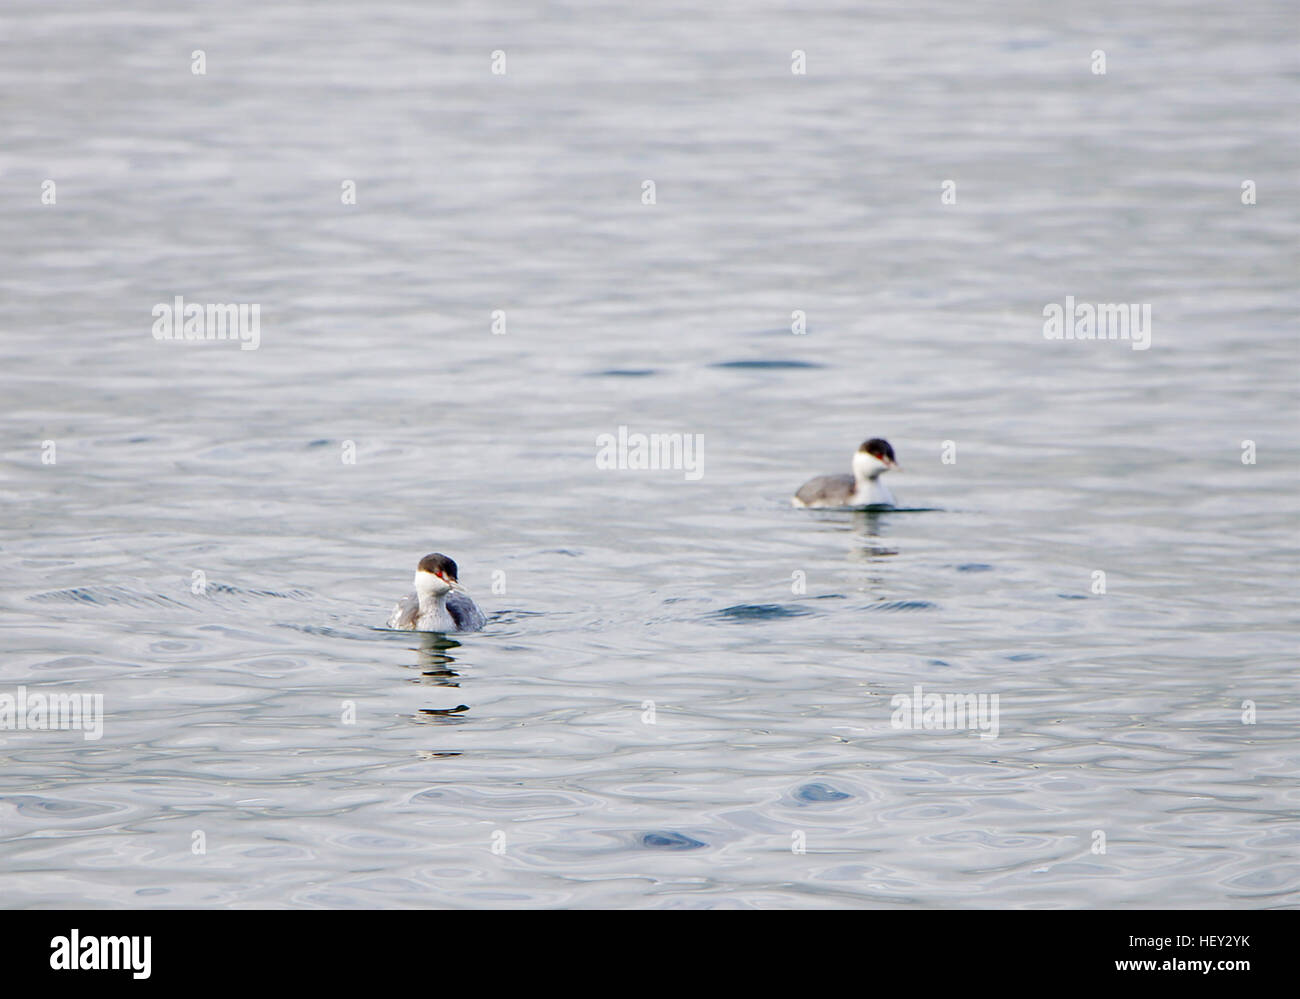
793,438 -> 899,508
386,553 -> 487,632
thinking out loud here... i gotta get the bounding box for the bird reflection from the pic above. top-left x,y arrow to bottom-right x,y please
849,509 -> 899,560
419,704 -> 468,718
406,632 -> 472,724
413,632 -> 462,684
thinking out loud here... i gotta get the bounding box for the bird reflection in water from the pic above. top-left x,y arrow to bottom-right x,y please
409,632 -> 470,723
849,508 -> 900,561
843,508 -> 900,604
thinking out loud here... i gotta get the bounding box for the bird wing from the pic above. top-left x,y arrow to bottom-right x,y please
446,591 -> 487,632
386,593 -> 419,629
794,473 -> 854,506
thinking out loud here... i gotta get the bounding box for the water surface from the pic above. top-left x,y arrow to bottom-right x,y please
1,0 -> 1297,908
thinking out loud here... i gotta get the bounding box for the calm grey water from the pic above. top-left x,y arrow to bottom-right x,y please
2,1 -> 1297,908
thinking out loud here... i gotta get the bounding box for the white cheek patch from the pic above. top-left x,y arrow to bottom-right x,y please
415,570 -> 445,592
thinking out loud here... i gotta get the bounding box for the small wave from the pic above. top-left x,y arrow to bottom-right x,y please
641,831 -> 707,850
794,783 -> 852,803
713,603 -> 813,621
484,609 -> 544,624
0,795 -> 119,818
278,624 -> 370,639
205,583 -> 313,600
867,600 -> 937,612
29,586 -> 192,609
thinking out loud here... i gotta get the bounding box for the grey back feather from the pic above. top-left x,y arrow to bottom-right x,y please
795,473 -> 855,506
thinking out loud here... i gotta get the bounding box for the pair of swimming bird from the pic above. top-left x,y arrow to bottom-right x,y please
388,437 -> 899,633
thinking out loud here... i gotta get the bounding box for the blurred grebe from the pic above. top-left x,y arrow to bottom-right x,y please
793,438 -> 899,508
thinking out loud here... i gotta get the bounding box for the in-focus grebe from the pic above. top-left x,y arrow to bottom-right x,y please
387,553 -> 487,632
793,438 -> 899,508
